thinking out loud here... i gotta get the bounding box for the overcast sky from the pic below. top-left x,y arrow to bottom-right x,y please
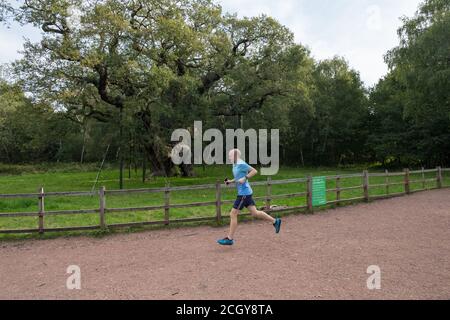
0,0 -> 422,86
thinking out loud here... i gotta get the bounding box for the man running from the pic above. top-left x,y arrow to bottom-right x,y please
217,149 -> 282,246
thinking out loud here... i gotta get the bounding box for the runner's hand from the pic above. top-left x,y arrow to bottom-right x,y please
238,177 -> 247,184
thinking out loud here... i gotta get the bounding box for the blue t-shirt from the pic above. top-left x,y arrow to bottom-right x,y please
232,159 -> 253,196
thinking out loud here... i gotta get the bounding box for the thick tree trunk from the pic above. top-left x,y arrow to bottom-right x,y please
136,109 -> 193,177
144,144 -> 175,177
180,163 -> 195,177
140,139 -> 196,177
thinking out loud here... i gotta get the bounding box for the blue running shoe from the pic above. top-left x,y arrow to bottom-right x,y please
217,237 -> 234,246
273,218 -> 282,234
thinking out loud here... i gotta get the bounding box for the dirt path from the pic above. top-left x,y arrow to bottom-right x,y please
1,189 -> 449,300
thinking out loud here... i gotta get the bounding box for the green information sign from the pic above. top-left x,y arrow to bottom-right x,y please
312,176 -> 327,207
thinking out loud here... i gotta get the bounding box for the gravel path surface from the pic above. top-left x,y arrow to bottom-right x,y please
1,189 -> 449,300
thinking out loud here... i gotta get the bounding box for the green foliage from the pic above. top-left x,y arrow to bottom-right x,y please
6,0 -> 318,173
0,0 -> 12,23
370,0 -> 450,167
0,0 -> 448,171
283,57 -> 370,166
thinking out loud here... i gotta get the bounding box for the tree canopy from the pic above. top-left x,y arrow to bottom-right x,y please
369,0 -> 450,167
0,0 -> 448,182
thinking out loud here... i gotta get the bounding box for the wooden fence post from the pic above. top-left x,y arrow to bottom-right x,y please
99,186 -> 106,229
385,169 -> 389,195
404,169 -> 410,194
437,166 -> 442,189
363,170 -> 369,202
38,187 -> 44,234
336,176 -> 341,205
266,176 -> 272,210
215,180 -> 222,223
307,175 -> 313,213
164,183 -> 170,225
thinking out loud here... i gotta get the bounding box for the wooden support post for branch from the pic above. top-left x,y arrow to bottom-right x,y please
142,156 -> 147,183
437,166 -> 442,189
215,180 -> 222,224
385,169 -> 389,195
99,186 -> 106,229
307,176 -> 313,213
336,176 -> 341,205
422,167 -> 425,190
363,170 -> 369,202
266,176 -> 272,210
164,183 -> 170,225
38,187 -> 44,234
404,169 -> 410,194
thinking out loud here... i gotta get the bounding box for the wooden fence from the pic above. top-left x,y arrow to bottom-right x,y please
0,167 -> 448,235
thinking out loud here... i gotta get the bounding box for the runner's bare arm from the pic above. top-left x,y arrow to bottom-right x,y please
238,167 -> 257,184
224,178 -> 235,185
246,167 -> 258,179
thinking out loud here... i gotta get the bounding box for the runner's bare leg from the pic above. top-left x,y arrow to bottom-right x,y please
228,208 -> 239,240
248,206 -> 276,224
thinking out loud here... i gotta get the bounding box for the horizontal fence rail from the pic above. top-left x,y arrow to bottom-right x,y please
0,167 -> 448,235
